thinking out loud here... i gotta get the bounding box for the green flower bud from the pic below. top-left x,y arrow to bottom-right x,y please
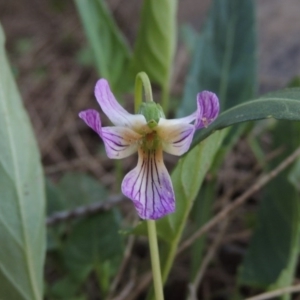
138,102 -> 165,129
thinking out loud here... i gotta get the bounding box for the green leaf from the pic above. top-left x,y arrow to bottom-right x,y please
192,88 -> 300,147
48,276 -> 81,299
166,129 -> 228,234
57,172 -> 108,209
46,172 -> 108,214
131,0 -> 177,88
178,0 -> 256,117
46,173 -> 108,250
74,0 -> 131,92
63,212 -> 123,282
0,24 -> 45,299
177,0 -> 257,286
239,121 -> 300,296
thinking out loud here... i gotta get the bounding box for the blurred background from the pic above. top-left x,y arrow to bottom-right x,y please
1,0 -> 300,299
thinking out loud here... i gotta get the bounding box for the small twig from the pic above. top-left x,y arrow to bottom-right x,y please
45,158 -> 83,174
125,272 -> 152,300
178,146 -> 300,255
215,145 -> 283,211
221,229 -> 251,244
245,284 -> 300,300
46,194 -> 124,226
107,235 -> 136,299
111,279 -> 136,300
188,220 -> 229,300
188,188 -> 231,300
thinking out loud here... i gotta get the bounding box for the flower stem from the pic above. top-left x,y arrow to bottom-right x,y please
134,72 -> 154,112
134,73 -> 164,299
147,220 -> 165,300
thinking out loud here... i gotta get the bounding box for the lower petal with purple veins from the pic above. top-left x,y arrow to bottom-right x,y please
121,148 -> 175,220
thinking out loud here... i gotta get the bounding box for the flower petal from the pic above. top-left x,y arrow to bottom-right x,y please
102,127 -> 142,159
95,79 -> 146,129
194,91 -> 219,129
79,109 -> 141,159
122,148 -> 175,219
79,109 -> 102,136
157,119 -> 195,156
163,91 -> 219,129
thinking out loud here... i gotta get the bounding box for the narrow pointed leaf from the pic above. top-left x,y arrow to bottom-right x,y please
178,0 -> 256,117
0,24 -> 45,299
178,0 -> 257,286
131,0 -> 177,88
74,0 -> 131,92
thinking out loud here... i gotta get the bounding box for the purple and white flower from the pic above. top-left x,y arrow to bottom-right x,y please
79,79 -> 219,220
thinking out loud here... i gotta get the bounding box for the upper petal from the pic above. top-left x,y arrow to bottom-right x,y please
79,109 -> 141,159
95,79 -> 146,129
121,148 -> 175,220
157,118 -> 195,156
194,91 -> 219,129
79,109 -> 102,136
165,91 -> 219,129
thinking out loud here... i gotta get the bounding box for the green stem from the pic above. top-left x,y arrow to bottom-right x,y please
134,72 -> 154,112
147,220 -> 165,300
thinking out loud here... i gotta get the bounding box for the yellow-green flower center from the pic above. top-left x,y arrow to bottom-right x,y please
141,130 -> 160,151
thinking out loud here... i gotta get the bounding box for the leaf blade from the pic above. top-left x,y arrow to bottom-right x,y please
178,0 -> 257,116
131,0 -> 177,88
0,24 -> 45,299
74,0 -> 131,92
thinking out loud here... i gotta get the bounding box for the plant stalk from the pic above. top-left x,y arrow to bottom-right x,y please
147,220 -> 165,300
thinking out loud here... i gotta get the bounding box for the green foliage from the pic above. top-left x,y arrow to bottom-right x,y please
47,212 -> 123,298
178,0 -> 256,117
0,24 -> 45,299
160,129 -> 228,279
177,0 -> 257,286
74,0 -> 131,93
239,121 -> 300,299
57,172 -> 108,208
131,0 -> 177,95
46,173 -> 123,298
63,212 -> 123,282
167,130 -> 228,233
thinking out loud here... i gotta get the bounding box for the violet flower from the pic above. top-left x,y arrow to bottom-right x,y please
79,79 -> 219,220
